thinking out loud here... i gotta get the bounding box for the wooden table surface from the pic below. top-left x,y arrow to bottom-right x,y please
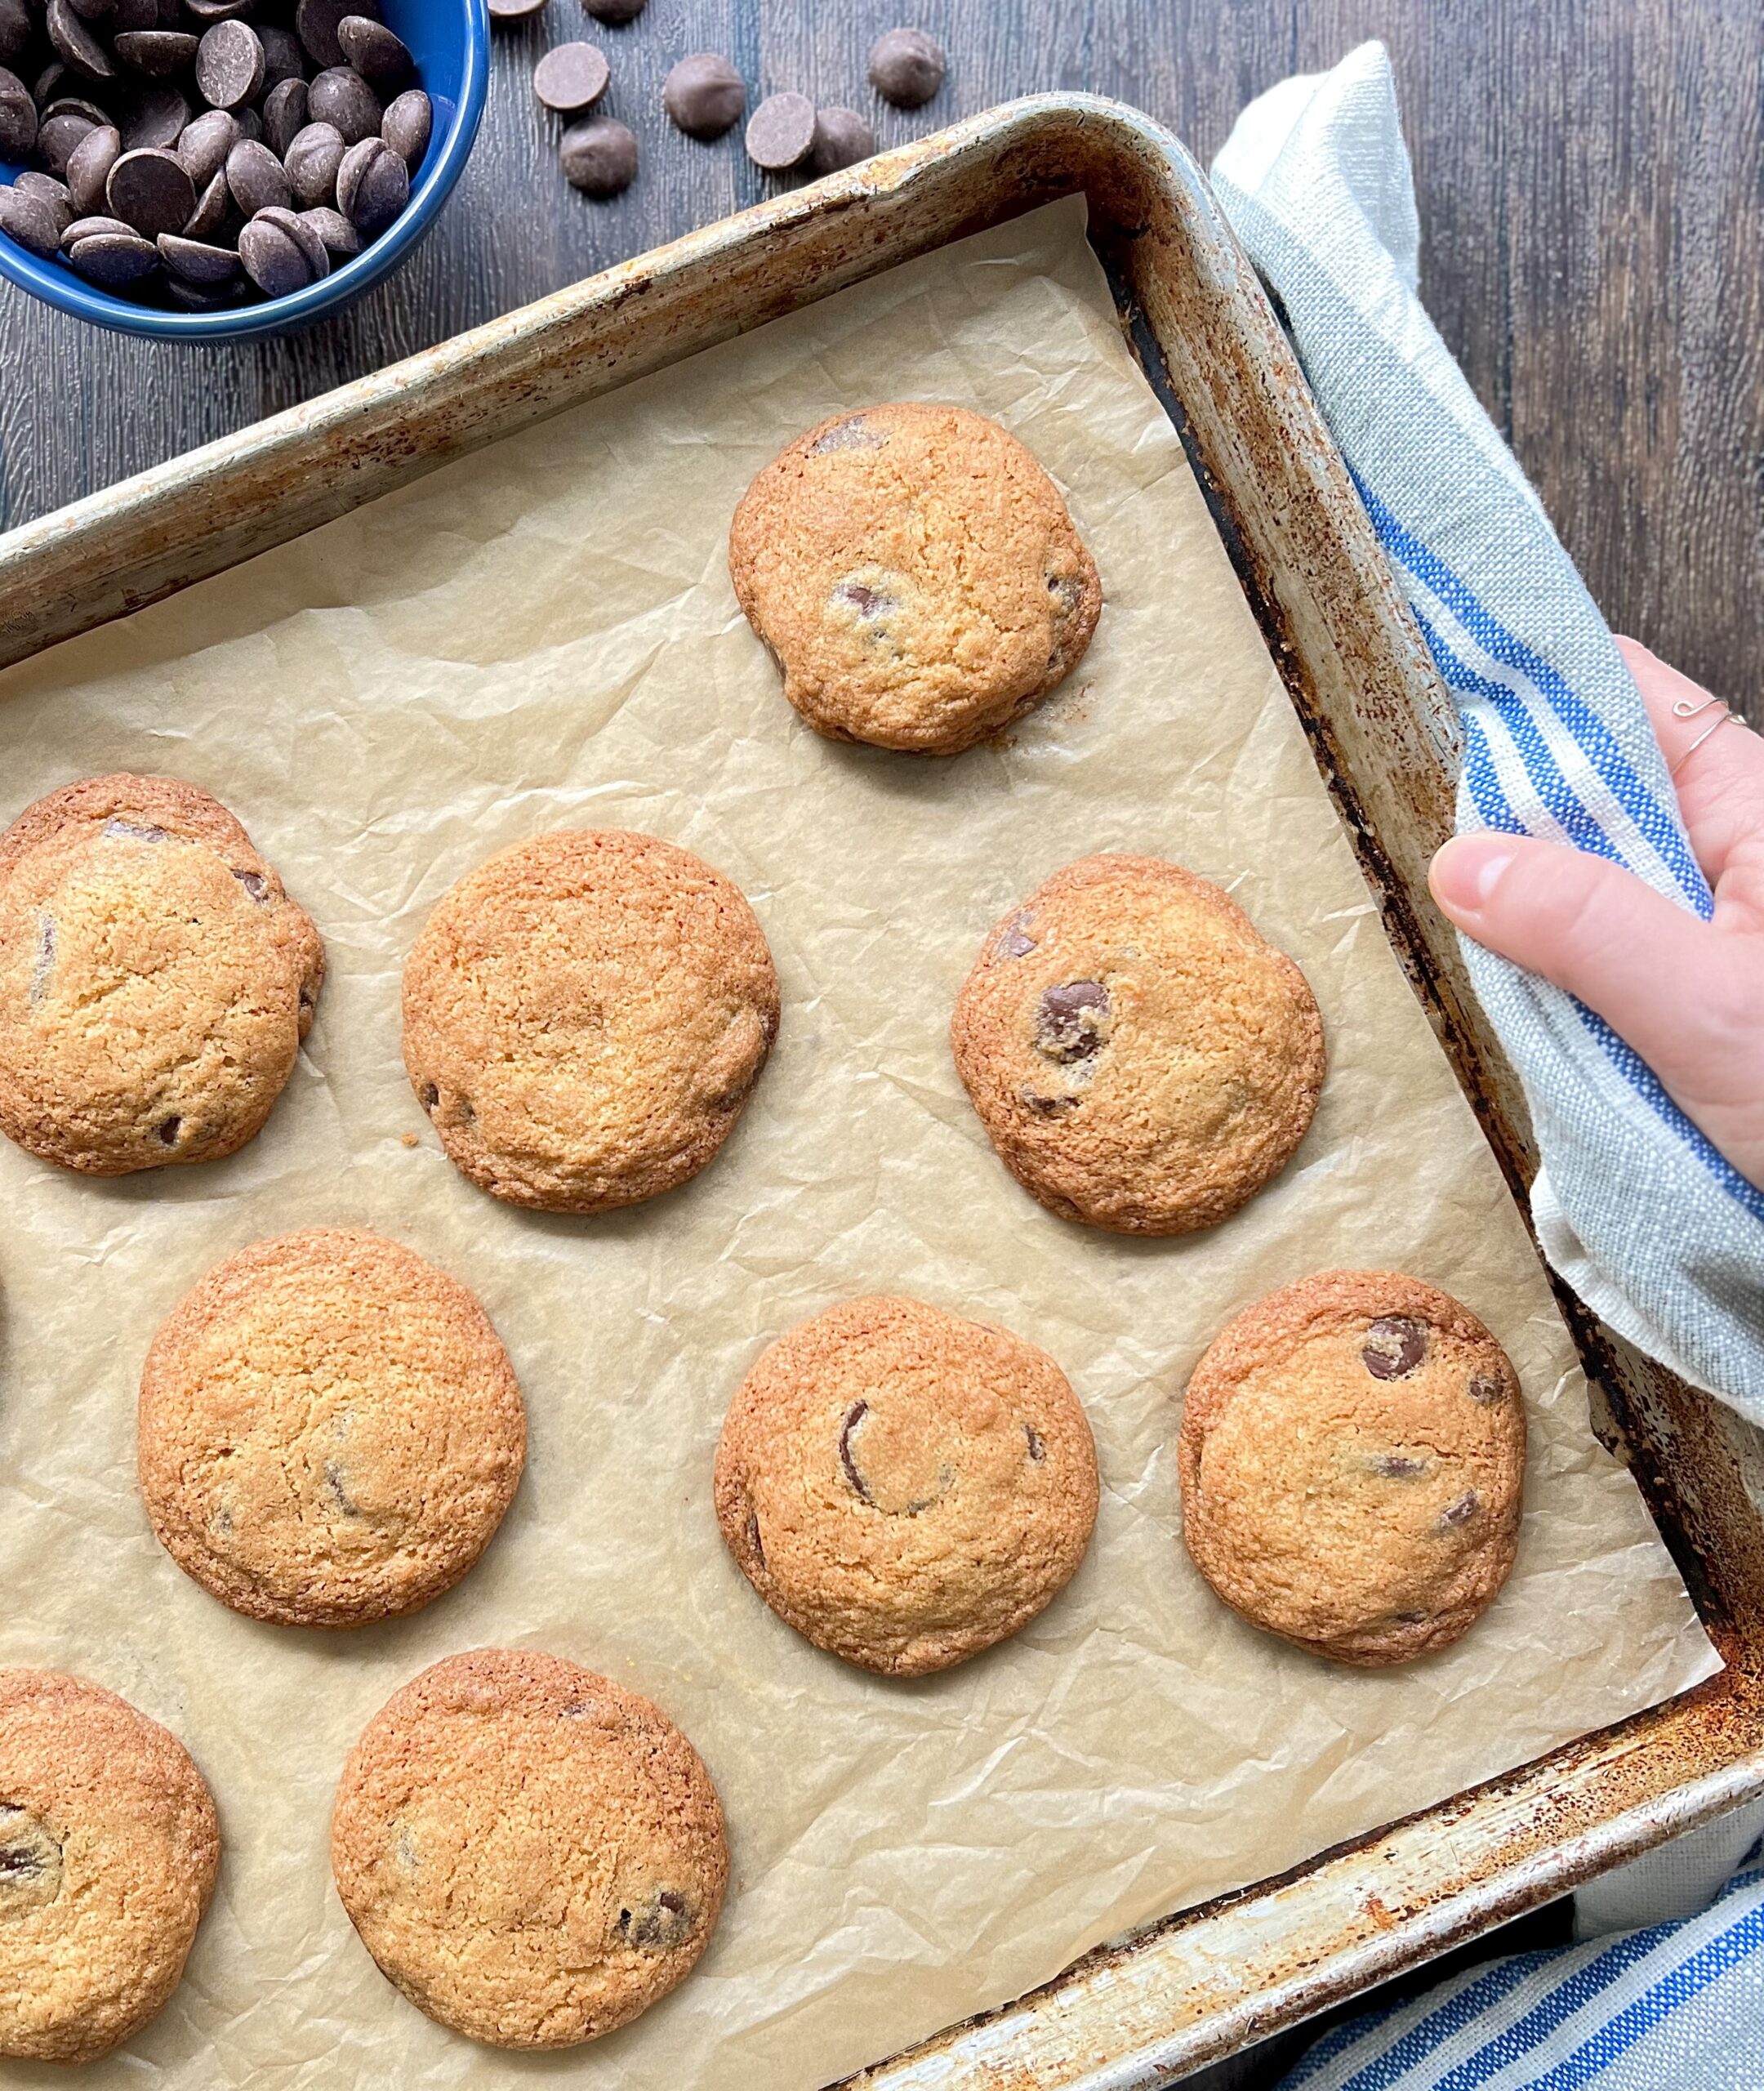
1,0 -> 1758,726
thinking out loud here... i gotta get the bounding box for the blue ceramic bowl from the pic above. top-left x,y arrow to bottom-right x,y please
0,0 -> 489,340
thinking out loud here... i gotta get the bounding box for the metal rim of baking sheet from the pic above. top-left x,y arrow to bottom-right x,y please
1,92 -> 1760,2091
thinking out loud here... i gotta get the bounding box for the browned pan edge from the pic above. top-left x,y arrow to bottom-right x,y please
0,92 -> 1757,2091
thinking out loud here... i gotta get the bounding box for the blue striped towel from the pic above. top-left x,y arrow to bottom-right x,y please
1277,1843 -> 1764,2089
1209,42 -> 1764,1416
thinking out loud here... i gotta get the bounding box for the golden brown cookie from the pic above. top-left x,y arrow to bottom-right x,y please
332,1649 -> 728,2049
138,1228 -> 526,1629
402,830 -> 779,1213
714,1295 -> 1098,1675
0,774 -> 324,1175
0,1670 -> 220,2064
1178,1271 -> 1527,1665
951,853 -> 1325,1234
729,403 -> 1101,754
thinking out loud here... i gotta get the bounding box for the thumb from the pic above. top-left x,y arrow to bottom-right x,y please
1429,831 -> 1729,1100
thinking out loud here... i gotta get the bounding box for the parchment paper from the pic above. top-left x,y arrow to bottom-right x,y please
0,198 -> 1718,2090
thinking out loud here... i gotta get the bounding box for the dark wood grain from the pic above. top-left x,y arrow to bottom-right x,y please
0,0 -> 1757,723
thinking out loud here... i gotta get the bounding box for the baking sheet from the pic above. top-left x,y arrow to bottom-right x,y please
0,197 -> 1718,2090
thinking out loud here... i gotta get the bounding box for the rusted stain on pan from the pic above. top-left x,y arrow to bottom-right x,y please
2,93 -> 1760,2091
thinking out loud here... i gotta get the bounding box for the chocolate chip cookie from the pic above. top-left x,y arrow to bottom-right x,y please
714,1296 -> 1098,1675
1179,1271 -> 1527,1665
951,853 -> 1325,1234
0,1670 -> 220,2064
331,1649 -> 728,2049
138,1228 -> 526,1629
403,830 -> 779,1213
728,403 -> 1101,754
0,774 -> 323,1175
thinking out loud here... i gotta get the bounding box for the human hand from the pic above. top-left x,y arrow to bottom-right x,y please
1428,636 -> 1764,1192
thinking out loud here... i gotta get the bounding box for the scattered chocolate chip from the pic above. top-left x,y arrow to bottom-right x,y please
559,114 -> 635,196
1035,980 -> 1109,1063
381,86 -> 430,167
868,26 -> 944,108
307,62 -> 380,144
159,230 -> 238,283
296,0 -> 377,71
257,199 -> 328,277
0,65 -> 37,158
1362,1316 -> 1428,1380
810,414 -> 884,453
996,910 -> 1037,958
262,76 -> 310,158
64,212 -> 139,245
284,118 -> 344,205
534,38 -> 608,114
421,1082 -> 439,1110
808,105 -> 875,176
0,0 -> 27,69
106,145 -> 194,237
260,26 -> 309,94
226,136 -> 290,216
0,1805 -> 62,1910
181,165 -> 229,238
832,577 -> 894,618
298,203 -> 359,254
122,84 -> 189,152
1441,1490 -> 1481,1527
336,14 -> 411,94
65,121 -> 122,213
238,203 -> 316,295
15,172 -> 74,233
162,273 -> 243,310
47,0 -> 117,85
1467,1373 -> 1504,1405
745,89 -> 814,172
1024,1423 -> 1045,1463
838,1399 -> 872,1502
584,0 -> 646,19
114,29 -> 198,78
617,1888 -> 692,1951
230,867 -> 270,900
196,20 -> 265,110
155,1112 -> 181,1145
335,131 -> 404,233
0,184 -> 62,256
487,0 -> 547,16
1021,1089 -> 1079,1116
34,108 -> 96,176
662,51 -> 743,140
1370,1451 -> 1428,1478
186,0 -> 258,19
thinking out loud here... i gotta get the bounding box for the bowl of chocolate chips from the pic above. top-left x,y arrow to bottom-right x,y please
0,0 -> 488,337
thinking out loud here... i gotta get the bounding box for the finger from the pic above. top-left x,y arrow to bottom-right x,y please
1616,635 -> 1764,885
1429,831 -> 1732,1103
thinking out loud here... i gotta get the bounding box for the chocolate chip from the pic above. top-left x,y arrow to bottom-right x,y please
868,26 -> 944,108
0,65 -> 37,158
335,132 -> 403,233
838,1399 -> 872,1502
832,578 -> 894,618
298,203 -> 359,255
0,0 -> 27,69
996,910 -> 1037,958
486,0 -> 547,16
233,105 -> 262,146
296,0 -> 377,71
162,274 -> 243,311
262,76 -> 309,158
381,86 -> 429,167
336,15 -> 410,93
35,109 -> 96,175
1021,1089 -> 1078,1116
1467,1373 -> 1504,1405
42,95 -> 111,131
226,136 -> 290,216
0,185 -> 62,256
533,39 -> 608,114
421,1082 -> 439,1110
65,121 -> 121,213
106,144 -> 194,236
617,1888 -> 693,1951
1362,1317 -> 1428,1380
114,29 -> 198,78
64,212 -> 139,245
181,164 -> 228,238
1024,1423 -> 1045,1463
1035,980 -> 1109,1063
47,0 -> 117,84
155,1112 -> 181,1144
159,230 -> 238,283
284,118 -> 343,205
662,52 -> 742,140
559,114 -> 635,197
808,105 -> 875,176
122,83 -> 189,152
256,200 -> 328,278
584,0 -> 645,18
307,63 -> 380,144
324,1457 -> 359,1515
105,817 -> 168,841
1441,1490 -> 1481,1527
231,867 -> 270,899
195,20 -> 264,110
186,0 -> 257,18
1370,1451 -> 1428,1478
259,26 -> 308,93
0,1804 -> 63,1910
15,172 -> 74,233
745,89 -> 814,172
238,204 -> 315,295
810,414 -> 884,454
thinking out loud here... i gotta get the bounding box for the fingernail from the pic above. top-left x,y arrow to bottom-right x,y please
1430,836 -> 1514,915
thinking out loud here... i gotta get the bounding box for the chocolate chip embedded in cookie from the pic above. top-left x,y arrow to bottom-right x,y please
138,1228 -> 526,1629
1178,1271 -> 1526,1665
331,1649 -> 727,2049
402,829 -> 779,1213
728,403 -> 1101,755
0,1670 -> 220,2064
951,853 -> 1325,1234
0,774 -> 324,1175
714,1296 -> 1099,1675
